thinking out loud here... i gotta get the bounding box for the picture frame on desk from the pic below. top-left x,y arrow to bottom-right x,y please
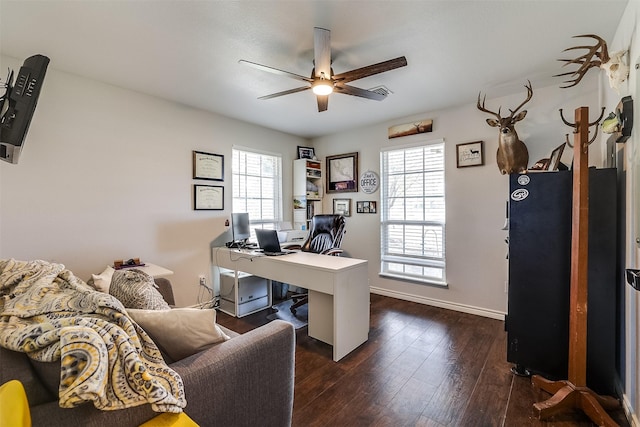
193,150 -> 224,181
194,184 -> 224,210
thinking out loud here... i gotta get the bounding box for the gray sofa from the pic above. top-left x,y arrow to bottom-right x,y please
0,278 -> 295,427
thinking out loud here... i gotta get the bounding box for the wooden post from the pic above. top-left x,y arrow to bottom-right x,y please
568,106 -> 589,387
530,106 -> 620,426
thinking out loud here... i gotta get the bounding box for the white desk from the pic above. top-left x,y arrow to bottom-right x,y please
212,247 -> 369,361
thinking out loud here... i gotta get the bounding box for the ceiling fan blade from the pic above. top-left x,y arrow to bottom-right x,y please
239,60 -> 313,83
314,27 -> 331,78
332,56 -> 408,84
316,94 -> 329,112
334,84 -> 386,101
258,86 -> 310,100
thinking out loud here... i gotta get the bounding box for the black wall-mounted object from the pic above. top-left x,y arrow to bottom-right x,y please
616,95 -> 633,143
0,54 -> 50,164
506,169 -> 617,395
626,269 -> 640,291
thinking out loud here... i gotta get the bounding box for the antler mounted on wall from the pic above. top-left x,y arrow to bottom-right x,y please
477,81 -> 533,175
555,34 -> 629,93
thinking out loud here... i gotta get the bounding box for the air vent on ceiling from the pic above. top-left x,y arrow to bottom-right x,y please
368,85 -> 393,98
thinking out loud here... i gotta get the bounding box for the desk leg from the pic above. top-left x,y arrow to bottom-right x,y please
308,291 -> 333,347
333,266 -> 370,361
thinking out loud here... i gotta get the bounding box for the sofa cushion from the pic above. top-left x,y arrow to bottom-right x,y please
127,308 -> 230,361
29,359 -> 61,398
90,266 -> 115,293
109,269 -> 170,310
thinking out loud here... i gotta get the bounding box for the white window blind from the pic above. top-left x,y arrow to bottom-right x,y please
232,148 -> 283,235
380,140 -> 446,286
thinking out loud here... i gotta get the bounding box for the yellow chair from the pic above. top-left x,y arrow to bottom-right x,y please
139,412 -> 199,427
0,380 -> 31,427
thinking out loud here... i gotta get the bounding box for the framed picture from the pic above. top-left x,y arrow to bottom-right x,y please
333,198 -> 351,217
547,143 -> 566,171
326,152 -> 358,193
356,201 -> 377,214
193,151 -> 224,181
298,146 -> 315,159
194,184 -> 224,210
456,141 -> 484,168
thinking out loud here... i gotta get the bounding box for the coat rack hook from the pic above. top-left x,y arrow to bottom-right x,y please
589,107 -> 606,127
559,109 -> 577,132
565,133 -> 573,148
587,122 -> 601,147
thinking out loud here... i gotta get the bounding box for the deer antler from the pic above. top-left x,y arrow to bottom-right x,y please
476,92 -> 501,120
508,80 -> 533,118
477,81 -> 533,119
555,34 -> 610,88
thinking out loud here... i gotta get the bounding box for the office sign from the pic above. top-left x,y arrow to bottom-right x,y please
359,170 -> 379,194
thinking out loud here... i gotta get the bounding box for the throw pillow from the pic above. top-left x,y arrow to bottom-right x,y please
127,308 -> 231,361
109,269 -> 170,310
90,265 -> 115,293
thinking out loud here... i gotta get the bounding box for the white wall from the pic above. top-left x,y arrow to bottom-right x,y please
0,55 -> 308,306
608,0 -> 639,423
314,80 -> 600,318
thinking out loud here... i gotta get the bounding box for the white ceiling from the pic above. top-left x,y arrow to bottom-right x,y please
0,1 -> 628,139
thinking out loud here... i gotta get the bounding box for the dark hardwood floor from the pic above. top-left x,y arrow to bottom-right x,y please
216,294 -> 630,427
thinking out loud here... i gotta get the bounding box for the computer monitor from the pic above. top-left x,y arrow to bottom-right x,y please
231,212 -> 250,246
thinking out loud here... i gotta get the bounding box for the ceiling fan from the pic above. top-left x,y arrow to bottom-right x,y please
239,27 -> 408,112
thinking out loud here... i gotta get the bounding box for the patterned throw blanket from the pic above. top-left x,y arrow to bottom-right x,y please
0,259 -> 186,412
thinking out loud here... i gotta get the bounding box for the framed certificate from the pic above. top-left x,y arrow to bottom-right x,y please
194,185 -> 224,210
193,151 -> 224,181
333,198 -> 352,216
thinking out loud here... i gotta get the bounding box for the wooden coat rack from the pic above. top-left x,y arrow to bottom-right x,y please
530,106 -> 620,425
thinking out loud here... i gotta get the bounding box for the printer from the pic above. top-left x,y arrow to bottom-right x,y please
276,222 -> 308,243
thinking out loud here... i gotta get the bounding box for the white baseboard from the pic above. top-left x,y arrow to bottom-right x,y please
617,381 -> 639,427
370,286 -> 506,320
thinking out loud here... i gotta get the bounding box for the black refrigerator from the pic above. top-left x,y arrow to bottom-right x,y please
506,168 -> 617,395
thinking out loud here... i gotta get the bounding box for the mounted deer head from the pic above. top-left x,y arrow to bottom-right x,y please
477,81 -> 533,175
556,34 -> 629,93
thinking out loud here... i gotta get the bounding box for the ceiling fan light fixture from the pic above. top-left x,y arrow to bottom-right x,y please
312,74 -> 334,95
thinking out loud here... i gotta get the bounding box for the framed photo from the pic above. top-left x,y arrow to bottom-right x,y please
356,201 -> 377,214
193,151 -> 224,181
333,198 -> 351,217
326,152 -> 358,193
298,146 -> 316,159
456,141 -> 484,168
194,184 -> 224,210
547,143 -> 566,171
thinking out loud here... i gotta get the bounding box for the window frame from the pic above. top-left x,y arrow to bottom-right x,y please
231,147 -> 283,238
379,139 -> 447,287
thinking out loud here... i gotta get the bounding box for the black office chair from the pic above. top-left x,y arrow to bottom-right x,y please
289,214 -> 346,314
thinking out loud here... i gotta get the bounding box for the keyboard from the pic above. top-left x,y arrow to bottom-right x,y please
264,249 -> 295,256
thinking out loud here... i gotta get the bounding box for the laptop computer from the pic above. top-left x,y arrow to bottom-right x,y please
255,229 -> 296,256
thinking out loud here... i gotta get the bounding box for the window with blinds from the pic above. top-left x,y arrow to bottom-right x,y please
232,148 -> 283,235
380,140 -> 446,286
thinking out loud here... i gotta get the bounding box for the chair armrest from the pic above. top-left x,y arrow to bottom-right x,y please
321,248 -> 344,256
281,242 -> 301,250
171,320 -> 295,426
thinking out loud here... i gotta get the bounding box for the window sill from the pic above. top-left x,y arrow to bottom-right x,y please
379,272 -> 448,288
